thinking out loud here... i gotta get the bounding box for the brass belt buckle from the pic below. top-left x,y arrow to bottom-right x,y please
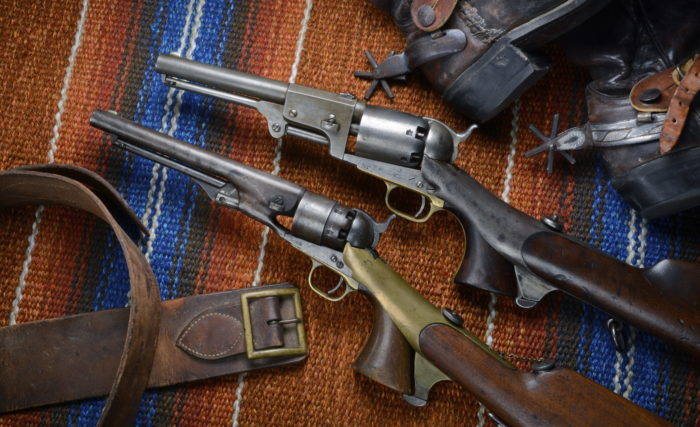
240,287 -> 307,359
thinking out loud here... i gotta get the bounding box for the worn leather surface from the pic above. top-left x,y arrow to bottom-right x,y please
0,166 -> 161,426
660,58 -> 700,153
373,0 -> 606,103
562,0 -> 700,95
630,67 -> 677,113
410,0 -> 458,32
560,0 -> 700,202
0,166 -> 306,422
2,1 -> 699,424
387,0 -> 568,93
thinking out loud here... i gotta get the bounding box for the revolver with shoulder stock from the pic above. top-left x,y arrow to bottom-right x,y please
152,54 -> 700,358
90,110 -> 670,426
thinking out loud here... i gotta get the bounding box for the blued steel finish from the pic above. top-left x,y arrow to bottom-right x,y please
90,111 -> 303,229
89,111 -> 378,261
291,192 -> 354,251
90,111 -> 448,401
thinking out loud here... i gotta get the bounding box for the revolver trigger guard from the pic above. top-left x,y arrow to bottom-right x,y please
383,181 -> 443,224
308,259 -> 356,302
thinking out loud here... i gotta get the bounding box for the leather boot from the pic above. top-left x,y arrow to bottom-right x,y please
359,0 -> 610,122
529,0 -> 700,218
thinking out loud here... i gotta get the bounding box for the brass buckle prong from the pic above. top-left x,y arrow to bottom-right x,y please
240,288 -> 307,360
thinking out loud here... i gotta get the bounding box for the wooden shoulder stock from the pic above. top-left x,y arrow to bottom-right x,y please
419,324 -> 670,427
522,232 -> 700,357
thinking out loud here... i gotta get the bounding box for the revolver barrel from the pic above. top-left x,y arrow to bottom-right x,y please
90,110 -> 305,205
91,110 -> 233,179
156,54 -> 289,104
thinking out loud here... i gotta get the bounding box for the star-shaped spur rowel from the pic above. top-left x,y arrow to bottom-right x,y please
353,50 -> 406,100
525,114 -> 577,174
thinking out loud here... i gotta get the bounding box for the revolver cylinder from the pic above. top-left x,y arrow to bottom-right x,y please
290,192 -> 380,251
291,192 -> 355,251
355,106 -> 428,168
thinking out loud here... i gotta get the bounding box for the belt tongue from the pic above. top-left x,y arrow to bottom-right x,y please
250,296 -> 285,349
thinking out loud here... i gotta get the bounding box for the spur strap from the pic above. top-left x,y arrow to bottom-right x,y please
630,56 -> 700,153
660,57 -> 700,153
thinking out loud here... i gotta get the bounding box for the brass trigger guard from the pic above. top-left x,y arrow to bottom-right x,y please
383,181 -> 443,223
308,259 -> 356,302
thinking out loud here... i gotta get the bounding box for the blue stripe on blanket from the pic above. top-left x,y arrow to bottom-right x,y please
72,0 -> 236,424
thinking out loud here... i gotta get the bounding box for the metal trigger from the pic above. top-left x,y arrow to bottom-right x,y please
308,260 -> 354,302
383,181 -> 443,223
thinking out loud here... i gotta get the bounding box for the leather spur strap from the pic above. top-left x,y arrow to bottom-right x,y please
411,0 -> 459,32
660,57 -> 700,153
630,67 -> 677,113
0,165 -> 307,424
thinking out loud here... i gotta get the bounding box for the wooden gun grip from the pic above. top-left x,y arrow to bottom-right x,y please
420,324 -> 670,427
352,291 -> 413,394
450,207 -> 517,297
420,157 -> 522,297
522,232 -> 700,357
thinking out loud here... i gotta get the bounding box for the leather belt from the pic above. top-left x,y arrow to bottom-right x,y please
0,165 -> 307,424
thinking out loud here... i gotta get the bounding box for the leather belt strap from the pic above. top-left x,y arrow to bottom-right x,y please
0,165 -> 161,426
660,57 -> 700,153
0,283 -> 306,413
0,165 -> 306,423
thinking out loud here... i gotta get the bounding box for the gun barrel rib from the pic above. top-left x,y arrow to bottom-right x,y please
156,54 -> 289,104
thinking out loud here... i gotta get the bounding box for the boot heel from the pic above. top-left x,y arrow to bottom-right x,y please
443,41 -> 549,123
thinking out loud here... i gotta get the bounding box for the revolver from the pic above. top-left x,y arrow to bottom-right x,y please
91,110 -> 669,426
153,54 -> 700,357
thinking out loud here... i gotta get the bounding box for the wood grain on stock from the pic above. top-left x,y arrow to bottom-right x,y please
522,232 -> 700,358
419,324 -> 671,427
351,292 -> 413,394
450,209 -> 518,296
